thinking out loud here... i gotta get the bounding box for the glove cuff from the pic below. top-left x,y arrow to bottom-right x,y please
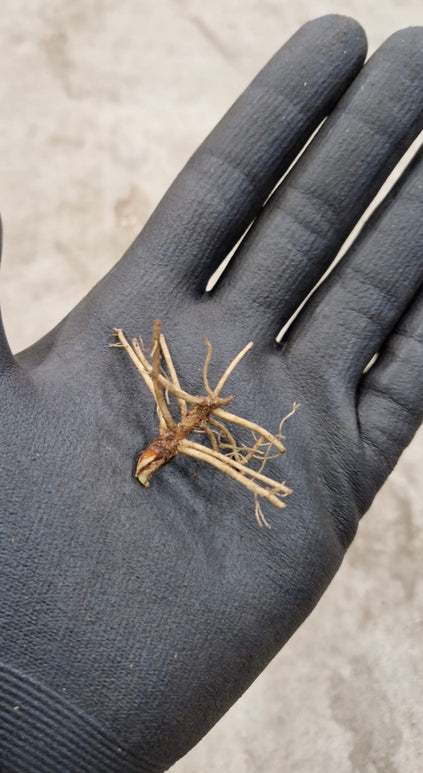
0,662 -> 151,772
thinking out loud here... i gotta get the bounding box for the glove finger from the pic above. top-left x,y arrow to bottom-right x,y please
357,289 -> 423,485
286,148 -> 423,380
213,28 -> 423,343
105,16 -> 366,304
0,217 -> 15,374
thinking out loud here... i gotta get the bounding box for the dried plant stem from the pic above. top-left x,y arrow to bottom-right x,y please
111,321 -> 297,527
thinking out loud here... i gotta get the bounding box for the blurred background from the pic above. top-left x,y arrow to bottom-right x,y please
0,2 -> 421,771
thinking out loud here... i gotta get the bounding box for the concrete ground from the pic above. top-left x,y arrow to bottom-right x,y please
0,2 -> 422,771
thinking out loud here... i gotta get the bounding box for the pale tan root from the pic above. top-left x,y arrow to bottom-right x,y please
214,341 -> 254,396
180,440 -> 292,495
241,433 -> 266,464
254,497 -> 272,529
202,425 -> 219,453
248,402 -> 300,467
278,402 -> 300,433
212,408 -> 286,454
132,338 -> 168,433
113,329 -> 206,406
208,417 -> 240,455
159,333 -> 187,419
202,339 -> 214,397
113,329 -> 169,432
179,443 -> 287,509
112,324 -> 296,526
156,374 -> 215,405
131,338 -> 154,380
112,329 -> 152,389
151,321 -> 176,431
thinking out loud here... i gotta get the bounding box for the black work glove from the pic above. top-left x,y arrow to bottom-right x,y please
1,14 -> 422,773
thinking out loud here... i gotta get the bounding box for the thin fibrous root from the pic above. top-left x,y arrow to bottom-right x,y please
111,322 -> 297,527
179,440 -> 292,496
212,408 -> 286,455
179,443 -> 287,510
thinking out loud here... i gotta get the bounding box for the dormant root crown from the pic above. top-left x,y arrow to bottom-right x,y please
111,320 -> 298,528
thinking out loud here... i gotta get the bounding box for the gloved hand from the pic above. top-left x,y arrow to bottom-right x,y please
1,14 -> 422,773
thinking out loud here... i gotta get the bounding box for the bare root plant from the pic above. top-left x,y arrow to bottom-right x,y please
111,321 -> 298,528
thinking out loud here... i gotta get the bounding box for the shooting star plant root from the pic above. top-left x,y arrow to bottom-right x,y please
111,321 -> 298,528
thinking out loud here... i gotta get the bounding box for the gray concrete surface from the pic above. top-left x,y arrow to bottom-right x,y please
0,2 -> 422,771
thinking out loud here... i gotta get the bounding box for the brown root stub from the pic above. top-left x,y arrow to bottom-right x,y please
110,320 -> 298,528
136,434 -> 178,486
